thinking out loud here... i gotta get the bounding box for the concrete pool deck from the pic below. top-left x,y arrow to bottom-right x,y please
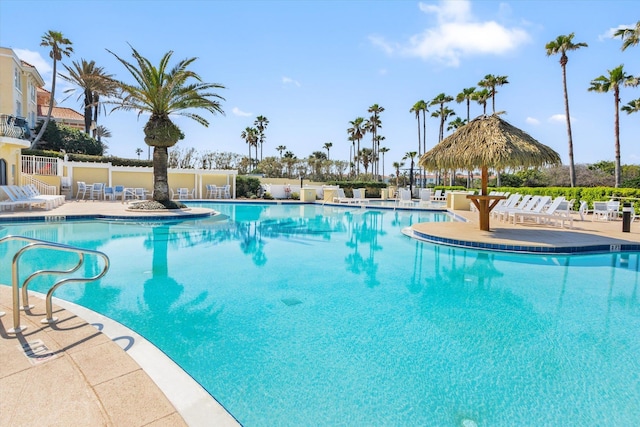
0,199 -> 639,426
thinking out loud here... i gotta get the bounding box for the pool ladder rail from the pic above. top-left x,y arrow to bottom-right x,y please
0,235 -> 110,334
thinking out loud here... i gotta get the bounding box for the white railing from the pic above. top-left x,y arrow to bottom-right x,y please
21,155 -> 59,176
20,174 -> 58,195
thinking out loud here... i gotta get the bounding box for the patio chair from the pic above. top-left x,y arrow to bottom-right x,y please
206,184 -> 218,198
177,188 -> 191,199
114,185 -> 124,200
134,188 -> 149,200
91,183 -> 104,200
607,200 -> 621,220
592,201 -> 610,221
103,186 -> 115,201
577,200 -> 590,221
76,181 -> 88,200
516,196 -> 573,228
353,188 -> 369,204
222,184 -> 231,199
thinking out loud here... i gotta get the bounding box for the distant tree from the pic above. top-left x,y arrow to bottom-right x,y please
588,64 -> 635,187
32,30 -> 74,148
429,93 -> 455,142
403,151 -> 417,194
622,99 -> 640,116
323,142 -> 333,159
366,104 -> 384,177
472,88 -> 491,115
545,32 -> 588,188
478,74 -> 509,113
456,87 -> 476,121
614,20 -> 640,51
136,148 -> 143,159
276,145 -> 286,159
447,117 -> 467,132
392,161 -> 404,187
241,126 -> 258,170
347,117 -> 366,175
410,100 -> 428,157
94,125 -> 111,143
379,147 -> 389,180
359,148 -> 373,175
254,115 -> 269,161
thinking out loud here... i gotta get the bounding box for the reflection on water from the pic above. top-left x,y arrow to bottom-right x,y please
2,203 -> 640,425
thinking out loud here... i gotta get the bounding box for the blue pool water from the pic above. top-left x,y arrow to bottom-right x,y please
1,203 -> 640,426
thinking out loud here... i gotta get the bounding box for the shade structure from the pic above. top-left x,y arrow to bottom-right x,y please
419,114 -> 561,231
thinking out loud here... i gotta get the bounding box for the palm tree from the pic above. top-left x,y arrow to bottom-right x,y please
360,148 -> 373,175
109,46 -> 225,202
614,21 -> 640,51
374,135 -> 385,181
478,74 -> 509,113
546,33 -> 588,188
367,104 -> 384,177
241,126 -> 258,170
410,100 -> 427,156
31,30 -> 73,148
254,115 -> 269,162
447,117 -> 467,132
588,64 -> 636,187
379,147 -> 389,181
622,99 -> 640,115
472,88 -> 491,115
347,117 -> 366,175
276,145 -> 286,159
323,142 -> 333,159
60,59 -> 110,134
392,161 -> 404,187
456,87 -> 476,121
94,125 -> 111,143
135,148 -> 143,159
283,151 -> 296,178
429,93 -> 455,142
403,151 -> 417,194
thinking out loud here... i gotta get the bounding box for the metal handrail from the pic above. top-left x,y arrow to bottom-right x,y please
0,235 -> 110,334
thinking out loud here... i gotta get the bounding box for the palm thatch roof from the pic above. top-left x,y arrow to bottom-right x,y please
419,114 -> 561,171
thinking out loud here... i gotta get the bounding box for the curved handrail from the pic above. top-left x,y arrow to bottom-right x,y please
0,235 -> 110,333
21,253 -> 85,310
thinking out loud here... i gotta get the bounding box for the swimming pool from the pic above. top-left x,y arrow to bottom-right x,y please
1,202 -> 639,426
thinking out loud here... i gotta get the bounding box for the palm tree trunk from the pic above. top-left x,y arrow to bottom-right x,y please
562,63 -> 576,187
614,86 -> 621,187
31,58 -> 58,148
153,146 -> 170,201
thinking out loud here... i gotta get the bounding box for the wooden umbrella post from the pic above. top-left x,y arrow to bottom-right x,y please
466,165 -> 504,231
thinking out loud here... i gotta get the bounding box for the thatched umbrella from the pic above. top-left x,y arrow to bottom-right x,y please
419,114 -> 561,231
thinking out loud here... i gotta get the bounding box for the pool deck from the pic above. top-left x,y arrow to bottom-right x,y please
1,199 -> 639,426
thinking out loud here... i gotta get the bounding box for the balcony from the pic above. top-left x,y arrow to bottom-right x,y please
0,114 -> 32,140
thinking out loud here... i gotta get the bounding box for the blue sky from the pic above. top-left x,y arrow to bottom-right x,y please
1,0 -> 639,172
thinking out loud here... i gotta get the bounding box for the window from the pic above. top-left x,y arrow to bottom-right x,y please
15,100 -> 22,116
14,67 -> 22,91
29,83 -> 36,102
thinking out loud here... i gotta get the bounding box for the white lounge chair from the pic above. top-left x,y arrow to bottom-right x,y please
396,189 -> 414,207
23,184 -> 65,208
510,196 -> 552,224
592,201 -> 610,221
432,189 -> 446,201
517,196 -> 573,228
0,185 -> 50,210
419,189 -> 432,206
353,188 -> 369,204
333,188 -> 356,204
491,194 -> 522,220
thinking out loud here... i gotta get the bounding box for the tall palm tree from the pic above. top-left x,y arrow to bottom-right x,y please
94,125 -> 111,142
392,161 -> 404,187
254,115 -> 269,162
379,146 -> 389,181
323,142 -> 333,159
588,64 -> 635,187
347,117 -> 366,175
429,93 -> 455,142
276,145 -> 286,159
60,58 -> 117,134
472,88 -> 491,115
456,87 -> 476,121
109,46 -> 225,202
374,135 -> 385,180
403,152 -> 417,194
545,33 -> 588,188
241,126 -> 258,170
410,100 -> 427,156
614,21 -> 640,51
367,104 -> 384,177
31,30 -> 73,148
478,74 -> 509,113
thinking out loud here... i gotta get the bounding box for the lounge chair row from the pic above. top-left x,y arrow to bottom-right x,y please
333,188 -> 369,204
491,194 -> 574,228
0,185 -> 65,211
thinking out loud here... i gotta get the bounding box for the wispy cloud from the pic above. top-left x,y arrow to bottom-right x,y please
599,24 -> 633,41
370,0 -> 530,67
282,76 -> 301,87
14,49 -> 51,74
549,114 -> 573,123
232,107 -> 252,117
525,117 -> 540,125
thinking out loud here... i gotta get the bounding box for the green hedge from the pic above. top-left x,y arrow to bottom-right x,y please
326,181 -> 388,198
22,149 -> 152,167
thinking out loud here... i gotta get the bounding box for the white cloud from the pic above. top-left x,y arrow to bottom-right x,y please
282,76 -> 301,87
371,0 -> 530,67
378,68 -> 388,75
549,114 -> 573,123
14,49 -> 51,74
525,117 -> 540,125
599,24 -> 633,41
232,107 -> 252,117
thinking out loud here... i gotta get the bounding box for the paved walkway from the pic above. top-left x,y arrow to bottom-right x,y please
1,199 -> 638,426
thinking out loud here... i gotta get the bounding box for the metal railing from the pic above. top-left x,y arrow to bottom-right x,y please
0,235 -> 110,334
21,155 -> 59,176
